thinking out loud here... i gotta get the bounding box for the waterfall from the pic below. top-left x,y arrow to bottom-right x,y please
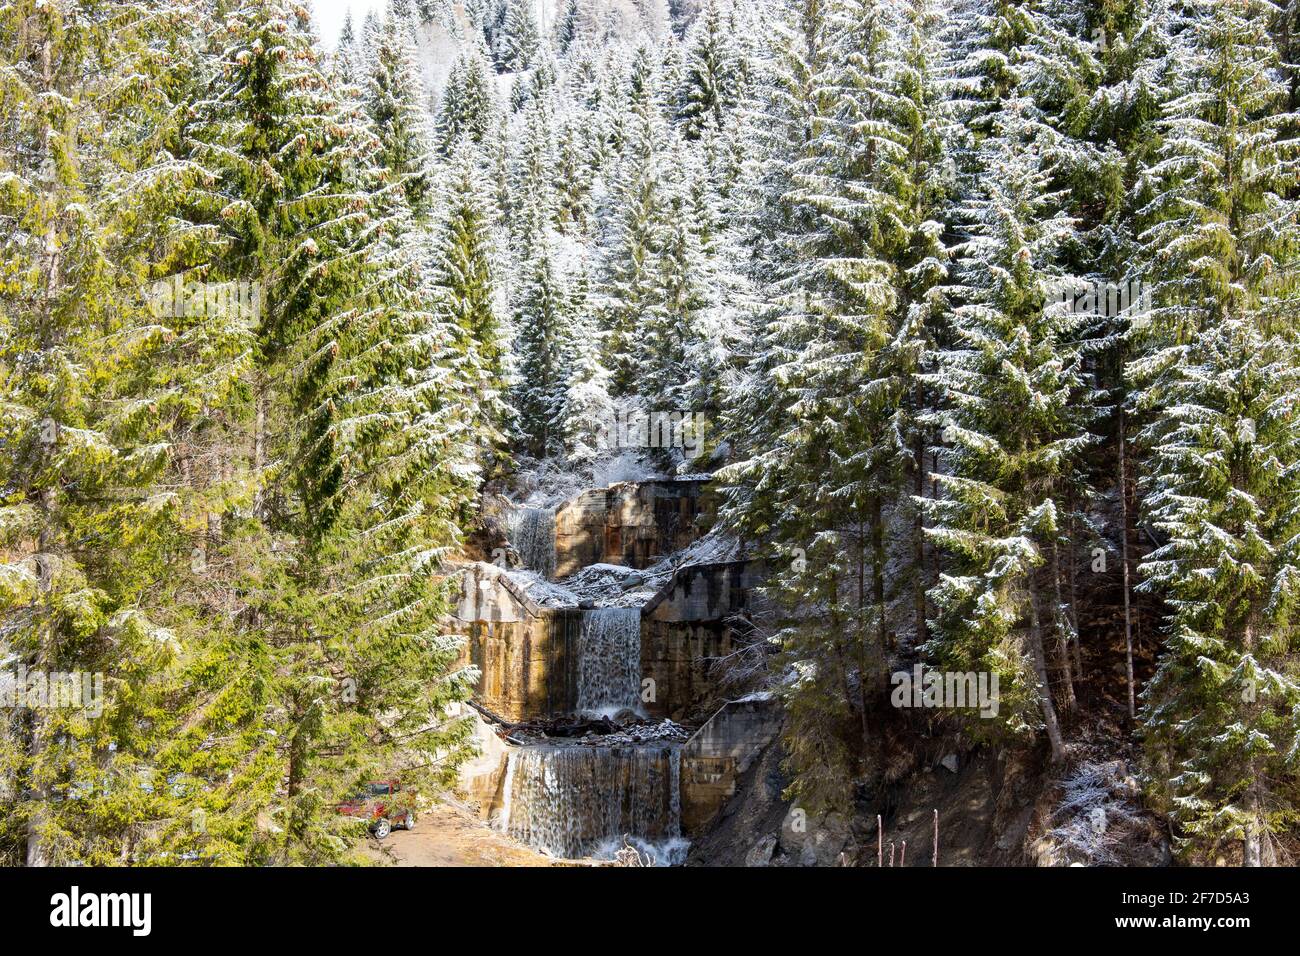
507,507 -> 556,578
500,744 -> 686,863
576,607 -> 642,717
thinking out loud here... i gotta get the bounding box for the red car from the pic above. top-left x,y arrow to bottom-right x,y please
336,780 -> 417,839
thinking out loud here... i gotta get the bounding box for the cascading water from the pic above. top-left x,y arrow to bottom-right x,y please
507,507 -> 556,578
500,744 -> 685,864
576,607 -> 642,718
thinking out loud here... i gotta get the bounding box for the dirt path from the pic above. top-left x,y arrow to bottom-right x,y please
362,801 -> 559,867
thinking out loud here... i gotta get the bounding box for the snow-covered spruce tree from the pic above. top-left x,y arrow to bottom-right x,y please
717,7 -> 841,802
677,0 -> 747,137
511,238 -> 575,458
1128,0 -> 1299,622
718,0 -> 835,542
0,0 -> 243,866
1132,0 -> 1300,392
428,139 -> 511,474
359,7 -> 384,75
1138,321 -> 1300,866
179,0 -> 475,863
922,99 -> 1093,764
511,90 -> 559,260
494,0 -> 540,72
555,109 -> 598,234
333,11 -> 364,88
436,45 -> 498,155
947,0 -> 1038,146
554,0 -> 581,54
658,34 -> 687,120
891,0 -> 959,651
1018,0 -> 1170,717
561,305 -> 616,470
597,81 -> 671,395
637,140 -> 714,411
364,6 -> 437,215
1128,0 -> 1300,864
681,124 -> 753,419
721,0 -> 927,811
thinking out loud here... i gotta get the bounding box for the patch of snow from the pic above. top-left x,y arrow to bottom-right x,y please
561,562 -> 666,608
645,529 -> 741,575
730,690 -> 775,703
505,569 -> 580,608
1041,761 -> 1145,866
591,451 -> 669,488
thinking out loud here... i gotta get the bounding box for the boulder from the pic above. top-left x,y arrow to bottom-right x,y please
744,833 -> 778,867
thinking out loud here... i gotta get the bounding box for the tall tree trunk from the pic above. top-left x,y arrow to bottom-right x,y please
1241,623 -> 1264,867
855,519 -> 871,749
1118,409 -> 1137,720
1243,788 -> 1263,867
1028,583 -> 1066,762
26,43 -> 59,864
871,492 -> 887,660
913,435 -> 927,648
254,377 -> 267,518
1067,505 -> 1083,678
1052,537 -> 1076,710
25,493 -> 54,868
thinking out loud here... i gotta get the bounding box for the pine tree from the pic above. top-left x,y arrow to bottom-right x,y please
364,8 -> 437,214
597,88 -> 671,394
334,11 -> 364,88
922,98 -> 1091,763
562,308 -> 616,469
511,91 -> 559,258
436,46 -> 498,154
554,0 -> 581,54
0,0 -> 118,864
1132,0 -> 1300,381
512,239 -> 574,458
1139,321 -> 1300,865
0,0 -> 261,865
1130,0 -> 1300,863
495,0 -> 540,72
174,0 -> 476,863
891,0 -> 959,653
719,0 -> 939,810
719,0 -> 835,527
638,141 -> 714,410
678,0 -> 746,137
428,140 -> 510,472
717,3 -> 838,781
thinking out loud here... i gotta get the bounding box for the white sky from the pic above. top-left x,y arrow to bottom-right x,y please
311,0 -> 388,47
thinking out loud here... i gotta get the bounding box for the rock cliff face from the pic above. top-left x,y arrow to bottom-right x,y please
451,479 -> 779,860
454,563 -> 583,721
680,697 -> 781,833
641,559 -> 767,721
453,556 -> 770,724
553,479 -> 714,578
